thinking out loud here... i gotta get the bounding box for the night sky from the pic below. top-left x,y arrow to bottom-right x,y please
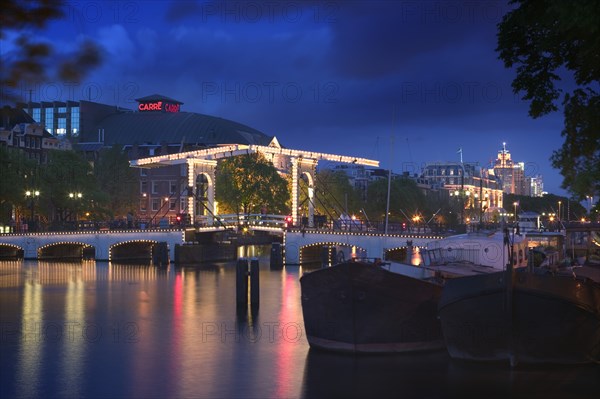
6,1 -> 570,195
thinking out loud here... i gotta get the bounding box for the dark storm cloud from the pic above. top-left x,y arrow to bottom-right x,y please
18,0 -> 566,193
325,1 -> 508,78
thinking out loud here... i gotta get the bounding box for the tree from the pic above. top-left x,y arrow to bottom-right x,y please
496,0 -> 600,199
312,169 -> 361,219
40,150 -> 102,224
0,147 -> 39,224
1,0 -> 102,103
94,145 -> 139,219
504,193 -> 587,221
215,153 -> 289,215
363,177 -> 427,225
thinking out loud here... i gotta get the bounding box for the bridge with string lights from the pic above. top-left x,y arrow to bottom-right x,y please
0,143 -> 446,263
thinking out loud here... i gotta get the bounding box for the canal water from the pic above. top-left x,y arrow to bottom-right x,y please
1,245 -> 598,399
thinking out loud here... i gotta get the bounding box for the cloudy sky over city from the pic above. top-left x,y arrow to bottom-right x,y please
7,0 -> 570,194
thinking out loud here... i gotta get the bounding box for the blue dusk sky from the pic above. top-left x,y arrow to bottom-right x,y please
4,1 -> 571,195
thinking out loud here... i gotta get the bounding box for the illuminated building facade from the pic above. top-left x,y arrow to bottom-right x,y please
0,107 -> 67,162
492,142 -> 527,195
14,94 -> 275,226
421,161 -> 504,222
17,99 -> 124,140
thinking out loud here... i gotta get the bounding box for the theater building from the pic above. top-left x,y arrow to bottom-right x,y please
18,94 -> 276,226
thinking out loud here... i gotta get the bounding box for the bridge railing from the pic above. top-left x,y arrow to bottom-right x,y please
206,214 -> 288,228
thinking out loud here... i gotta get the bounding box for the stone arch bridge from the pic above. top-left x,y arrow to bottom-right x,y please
0,229 -> 188,261
283,230 -> 443,265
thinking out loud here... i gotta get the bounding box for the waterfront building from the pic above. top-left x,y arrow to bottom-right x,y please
421,161 -> 504,223
16,94 -> 276,226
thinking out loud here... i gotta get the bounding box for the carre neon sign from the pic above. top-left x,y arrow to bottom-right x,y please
138,101 -> 180,113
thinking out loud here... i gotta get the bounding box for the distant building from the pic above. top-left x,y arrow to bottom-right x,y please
420,161 -> 504,222
527,174 -> 544,197
491,142 -> 528,195
17,99 -> 126,141
0,106 -> 68,163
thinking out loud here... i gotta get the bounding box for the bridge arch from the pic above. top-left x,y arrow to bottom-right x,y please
132,144 -> 378,228
194,173 -> 214,218
299,241 -> 368,266
109,239 -> 160,263
38,242 -> 95,260
384,244 -> 426,265
0,243 -> 24,259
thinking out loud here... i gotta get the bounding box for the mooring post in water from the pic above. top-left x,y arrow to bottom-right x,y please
236,258 -> 249,307
405,240 -> 413,264
270,242 -> 283,269
250,257 -> 260,307
153,242 -> 169,267
321,245 -> 330,268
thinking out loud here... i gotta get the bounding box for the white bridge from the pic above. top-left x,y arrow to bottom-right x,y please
0,229 -> 188,261
1,224 -> 444,265
283,229 -> 443,265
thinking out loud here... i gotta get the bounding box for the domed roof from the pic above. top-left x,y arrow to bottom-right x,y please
93,110 -> 273,146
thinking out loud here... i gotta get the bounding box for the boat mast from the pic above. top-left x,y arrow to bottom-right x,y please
504,226 -> 517,367
385,109 -> 395,235
385,135 -> 393,234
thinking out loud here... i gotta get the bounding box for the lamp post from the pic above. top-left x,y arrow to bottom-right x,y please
482,193 -> 489,226
558,201 -> 562,222
69,192 -> 82,226
586,195 -> 592,214
513,201 -> 518,223
25,190 -> 40,232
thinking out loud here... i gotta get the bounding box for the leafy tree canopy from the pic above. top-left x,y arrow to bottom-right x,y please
94,145 -> 139,219
504,193 -> 587,221
0,147 -> 39,223
363,177 -> 427,223
1,0 -> 102,103
215,152 -> 289,215
40,150 -> 101,221
311,169 -> 361,219
496,0 -> 600,199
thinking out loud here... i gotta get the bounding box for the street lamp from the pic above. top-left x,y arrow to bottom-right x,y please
513,201 -> 518,223
586,195 -> 592,214
25,190 -> 40,232
69,192 -> 83,226
558,201 -> 562,222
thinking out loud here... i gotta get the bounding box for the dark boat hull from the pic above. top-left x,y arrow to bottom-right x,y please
438,270 -> 600,365
300,261 -> 444,353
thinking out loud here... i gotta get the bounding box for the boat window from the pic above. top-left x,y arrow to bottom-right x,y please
518,249 -> 523,263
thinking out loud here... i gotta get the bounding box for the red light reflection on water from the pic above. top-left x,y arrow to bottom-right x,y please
274,272 -> 304,398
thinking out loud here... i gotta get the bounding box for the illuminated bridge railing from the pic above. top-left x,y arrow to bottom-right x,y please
206,214 -> 288,229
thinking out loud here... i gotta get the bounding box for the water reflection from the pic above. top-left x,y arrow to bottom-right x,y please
301,349 -> 450,399
1,256 -> 598,399
60,278 -> 85,397
15,277 -> 42,398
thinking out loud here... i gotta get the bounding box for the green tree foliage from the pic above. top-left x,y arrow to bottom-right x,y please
363,177 -> 427,224
1,0 -> 102,102
0,147 -> 38,223
40,150 -> 101,222
312,169 -> 361,219
496,0 -> 600,199
215,153 -> 289,215
504,193 -> 587,221
94,146 -> 139,219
